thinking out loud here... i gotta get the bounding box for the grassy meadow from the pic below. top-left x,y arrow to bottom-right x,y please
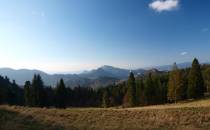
1,98 -> 210,130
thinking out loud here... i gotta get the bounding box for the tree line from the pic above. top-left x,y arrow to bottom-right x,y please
0,58 -> 210,108
121,58 -> 206,107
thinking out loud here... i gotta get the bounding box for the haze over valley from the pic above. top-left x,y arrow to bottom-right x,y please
0,62 -> 196,87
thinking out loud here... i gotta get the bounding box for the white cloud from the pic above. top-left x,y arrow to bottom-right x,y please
180,52 -> 187,56
149,0 -> 179,12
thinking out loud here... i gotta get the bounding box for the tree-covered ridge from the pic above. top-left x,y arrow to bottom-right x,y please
0,58 -> 210,108
0,76 -> 24,105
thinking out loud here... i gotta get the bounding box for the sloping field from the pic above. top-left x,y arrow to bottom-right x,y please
1,99 -> 210,130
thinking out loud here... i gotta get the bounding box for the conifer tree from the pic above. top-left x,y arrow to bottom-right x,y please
187,58 -> 205,98
31,74 -> 45,107
125,72 -> 136,107
144,73 -> 156,105
102,89 -> 109,108
204,67 -> 210,92
167,63 -> 184,103
24,81 -> 31,106
136,79 -> 144,105
153,76 -> 162,104
30,75 -> 36,106
55,79 -> 67,108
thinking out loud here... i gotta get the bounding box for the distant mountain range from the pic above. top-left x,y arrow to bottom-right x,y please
149,62 -> 193,71
0,62 -> 206,88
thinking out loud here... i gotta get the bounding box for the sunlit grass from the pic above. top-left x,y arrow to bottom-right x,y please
1,98 -> 210,130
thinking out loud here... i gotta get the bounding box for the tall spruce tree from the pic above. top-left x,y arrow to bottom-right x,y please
30,75 -> 37,106
167,63 -> 184,103
204,67 -> 210,92
55,79 -> 67,108
153,76 -> 162,104
102,89 -> 109,108
24,81 -> 31,106
31,74 -> 45,107
125,72 -> 136,107
144,73 -> 156,105
136,78 -> 144,106
187,58 -> 205,98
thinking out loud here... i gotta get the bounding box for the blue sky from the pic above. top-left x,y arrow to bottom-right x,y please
0,0 -> 209,73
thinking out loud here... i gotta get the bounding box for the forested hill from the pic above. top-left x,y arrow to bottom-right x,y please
0,62 -> 194,87
0,58 -> 210,108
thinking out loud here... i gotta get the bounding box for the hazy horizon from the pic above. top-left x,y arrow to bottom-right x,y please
0,60 -> 207,75
0,0 -> 209,73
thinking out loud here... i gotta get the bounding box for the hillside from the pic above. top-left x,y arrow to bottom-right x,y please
1,98 -> 210,130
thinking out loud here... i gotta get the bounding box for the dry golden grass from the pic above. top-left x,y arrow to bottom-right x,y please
1,98 -> 210,130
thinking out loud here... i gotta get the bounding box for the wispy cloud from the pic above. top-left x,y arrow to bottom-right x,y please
180,52 -> 188,56
32,11 -> 45,17
201,28 -> 209,33
149,0 -> 179,12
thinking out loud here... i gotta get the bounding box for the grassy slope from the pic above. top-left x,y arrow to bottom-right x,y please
1,99 -> 210,130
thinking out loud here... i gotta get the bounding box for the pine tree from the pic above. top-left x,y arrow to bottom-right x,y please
136,78 -> 144,106
55,79 -> 67,108
125,72 -> 136,107
102,89 -> 109,108
44,86 -> 55,107
203,67 -> 210,93
153,76 -> 162,104
37,75 -> 46,106
24,81 -> 31,106
180,69 -> 188,100
0,76 -> 25,105
31,74 -> 45,107
167,63 -> 184,103
30,75 -> 37,106
144,73 -> 156,105
187,58 -> 205,98
158,73 -> 169,104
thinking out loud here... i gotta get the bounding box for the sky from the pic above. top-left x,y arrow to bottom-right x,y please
0,0 -> 209,74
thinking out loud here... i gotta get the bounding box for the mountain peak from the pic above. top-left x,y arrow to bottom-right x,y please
101,65 -> 115,69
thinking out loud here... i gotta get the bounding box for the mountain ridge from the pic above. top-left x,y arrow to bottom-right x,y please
0,62 -> 207,88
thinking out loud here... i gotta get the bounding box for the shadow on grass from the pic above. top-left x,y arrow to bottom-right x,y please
0,108 -> 77,130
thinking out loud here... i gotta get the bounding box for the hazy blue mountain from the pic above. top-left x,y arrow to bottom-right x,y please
0,68 -> 49,85
0,68 -> 77,87
79,65 -> 146,79
79,65 -> 131,79
0,67 -> 121,88
147,62 -> 192,71
0,62 -> 203,88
